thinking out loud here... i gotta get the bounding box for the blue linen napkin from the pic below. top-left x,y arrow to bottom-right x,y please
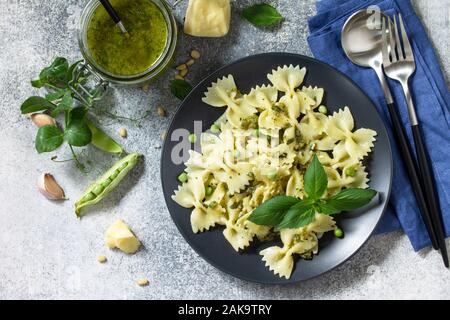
307,0 -> 450,251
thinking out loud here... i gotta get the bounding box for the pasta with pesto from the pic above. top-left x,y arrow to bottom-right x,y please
172,65 -> 377,279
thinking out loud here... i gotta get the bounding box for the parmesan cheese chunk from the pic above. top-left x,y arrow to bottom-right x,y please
184,0 -> 231,37
105,219 -> 141,254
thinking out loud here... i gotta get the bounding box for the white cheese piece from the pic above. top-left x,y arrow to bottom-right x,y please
184,0 -> 231,37
105,219 -> 141,254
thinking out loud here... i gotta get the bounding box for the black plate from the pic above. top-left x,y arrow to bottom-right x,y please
161,53 -> 392,284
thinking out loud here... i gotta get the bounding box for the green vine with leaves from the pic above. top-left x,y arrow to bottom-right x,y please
21,57 -> 150,169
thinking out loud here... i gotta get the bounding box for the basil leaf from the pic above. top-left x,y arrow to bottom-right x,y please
21,96 -> 56,114
67,60 -> 83,83
51,91 -> 74,117
32,57 -> 69,88
45,90 -> 67,102
35,125 -> 64,153
242,4 -> 283,27
316,202 -> 341,215
170,79 -> 192,100
248,195 -> 299,226
31,79 -> 45,88
64,111 -> 92,147
68,107 -> 88,122
277,205 -> 316,229
304,154 -> 328,199
328,188 -> 377,212
87,120 -> 124,154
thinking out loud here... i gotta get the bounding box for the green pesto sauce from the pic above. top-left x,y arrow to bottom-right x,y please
87,0 -> 168,76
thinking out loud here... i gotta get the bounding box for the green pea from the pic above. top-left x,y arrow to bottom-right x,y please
101,178 -> 113,188
92,185 -> 105,196
210,124 -> 221,133
318,105 -> 328,114
345,166 -> 357,177
81,192 -> 96,202
110,169 -> 120,180
119,162 -> 128,170
188,133 -> 197,143
205,186 -> 214,196
178,172 -> 188,183
334,228 -> 344,238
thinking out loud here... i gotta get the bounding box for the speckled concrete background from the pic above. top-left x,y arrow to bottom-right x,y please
0,0 -> 449,300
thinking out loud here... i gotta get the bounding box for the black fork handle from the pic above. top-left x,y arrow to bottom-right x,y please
386,102 -> 439,250
412,124 -> 449,267
99,0 -> 122,24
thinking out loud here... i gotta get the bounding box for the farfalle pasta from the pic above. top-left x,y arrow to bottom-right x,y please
172,65 -> 377,279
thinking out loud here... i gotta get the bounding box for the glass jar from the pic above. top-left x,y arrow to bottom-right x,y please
72,0 -> 178,105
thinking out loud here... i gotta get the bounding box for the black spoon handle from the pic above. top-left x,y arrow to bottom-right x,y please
412,124 -> 449,267
386,102 -> 439,250
99,0 -> 122,24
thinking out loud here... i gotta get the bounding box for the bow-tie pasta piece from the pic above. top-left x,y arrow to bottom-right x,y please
202,75 -> 238,106
260,245 -> 295,279
203,182 -> 227,207
260,229 -> 318,279
243,85 -> 278,112
191,205 -> 227,233
278,90 -> 315,121
213,163 -> 252,195
258,109 -> 291,137
172,172 -> 206,208
202,75 -> 255,128
286,168 -> 304,199
343,164 -> 369,189
267,65 -> 306,95
223,209 -> 254,251
326,107 -> 377,160
244,219 -> 272,241
325,165 -> 369,195
299,111 -> 328,142
301,86 -> 325,108
306,213 -> 336,235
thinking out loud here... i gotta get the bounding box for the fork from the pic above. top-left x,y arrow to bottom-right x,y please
382,14 -> 449,267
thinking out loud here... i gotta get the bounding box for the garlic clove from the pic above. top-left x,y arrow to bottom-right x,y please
37,173 -> 66,200
31,113 -> 56,128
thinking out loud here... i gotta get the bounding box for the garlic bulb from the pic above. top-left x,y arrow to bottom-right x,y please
31,114 -> 56,128
37,173 -> 66,200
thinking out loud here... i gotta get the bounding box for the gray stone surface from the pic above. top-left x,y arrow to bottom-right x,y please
0,0 -> 449,300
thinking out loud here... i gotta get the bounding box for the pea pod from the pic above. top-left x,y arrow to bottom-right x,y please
75,153 -> 141,217
87,120 -> 124,154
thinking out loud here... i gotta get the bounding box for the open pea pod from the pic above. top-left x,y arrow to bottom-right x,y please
75,153 -> 141,217
87,120 -> 124,154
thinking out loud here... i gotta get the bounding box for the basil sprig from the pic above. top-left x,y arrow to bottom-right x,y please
242,3 -> 283,27
249,155 -> 377,229
20,57 -> 129,168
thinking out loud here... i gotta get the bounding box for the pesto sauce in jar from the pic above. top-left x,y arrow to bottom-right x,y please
86,0 -> 168,76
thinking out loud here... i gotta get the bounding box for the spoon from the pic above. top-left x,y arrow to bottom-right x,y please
99,0 -> 128,35
341,9 -> 440,251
